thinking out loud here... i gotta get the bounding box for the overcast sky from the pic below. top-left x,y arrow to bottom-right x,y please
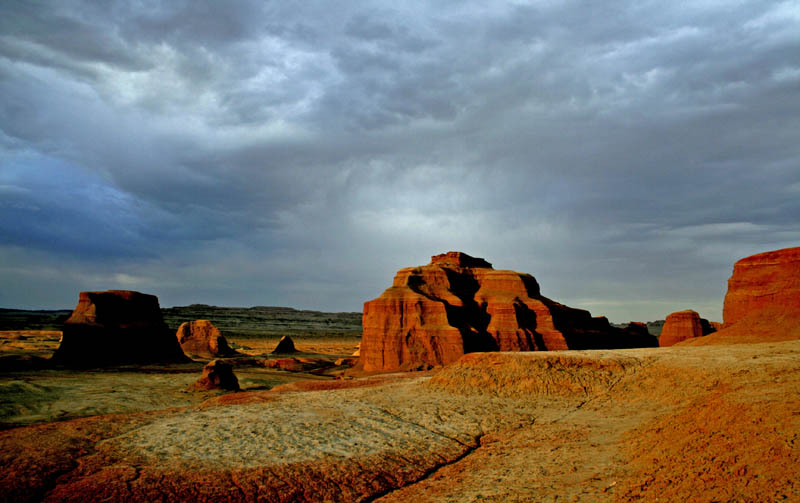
1,1 -> 799,322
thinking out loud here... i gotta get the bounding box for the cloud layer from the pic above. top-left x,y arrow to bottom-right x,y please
2,0 -> 799,321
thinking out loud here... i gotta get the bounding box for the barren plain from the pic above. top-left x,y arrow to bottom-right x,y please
1,326 -> 798,502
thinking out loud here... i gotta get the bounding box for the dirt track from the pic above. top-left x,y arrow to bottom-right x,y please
1,340 -> 798,502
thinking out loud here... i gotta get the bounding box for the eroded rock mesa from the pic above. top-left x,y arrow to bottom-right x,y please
191,359 -> 240,391
723,246 -> 800,327
360,251 -> 657,372
51,290 -> 189,366
681,246 -> 800,345
176,320 -> 237,359
658,310 -> 716,347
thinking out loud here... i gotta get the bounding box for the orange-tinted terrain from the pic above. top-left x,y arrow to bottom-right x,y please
0,248 -> 798,502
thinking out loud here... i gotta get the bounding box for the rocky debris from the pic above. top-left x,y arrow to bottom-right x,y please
335,357 -> 358,367
360,252 -> 657,372
352,343 -> 361,357
190,360 -> 240,391
176,320 -> 238,359
51,290 -> 189,367
271,335 -> 297,354
263,357 -> 336,373
658,310 -> 716,347
723,246 -> 800,327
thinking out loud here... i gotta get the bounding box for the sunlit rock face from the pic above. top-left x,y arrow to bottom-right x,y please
360,252 -> 657,372
723,247 -> 800,328
176,320 -> 238,359
658,310 -> 716,347
52,290 -> 189,367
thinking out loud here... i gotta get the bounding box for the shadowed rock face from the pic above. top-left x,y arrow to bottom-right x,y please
190,360 -> 240,391
176,320 -> 237,359
659,310 -> 716,347
272,335 -> 297,354
723,247 -> 800,327
360,252 -> 657,372
51,290 -> 189,367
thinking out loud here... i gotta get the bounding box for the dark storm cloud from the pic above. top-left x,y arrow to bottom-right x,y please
1,0 -> 798,321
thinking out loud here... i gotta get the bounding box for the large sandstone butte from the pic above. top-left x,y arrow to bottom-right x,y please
723,246 -> 800,327
176,320 -> 237,359
51,290 -> 189,366
360,252 -> 656,371
681,246 -> 800,346
658,310 -> 715,347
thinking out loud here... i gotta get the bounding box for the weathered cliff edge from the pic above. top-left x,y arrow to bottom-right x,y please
681,246 -> 800,346
360,252 -> 656,371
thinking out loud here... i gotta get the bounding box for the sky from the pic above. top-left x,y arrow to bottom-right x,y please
1,0 -> 799,322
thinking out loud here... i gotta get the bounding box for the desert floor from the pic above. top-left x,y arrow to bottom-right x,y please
0,331 -> 798,502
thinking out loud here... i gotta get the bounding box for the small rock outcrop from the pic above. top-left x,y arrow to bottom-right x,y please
51,290 -> 189,366
176,320 -> 237,359
190,360 -> 240,391
272,335 -> 297,354
723,247 -> 800,327
658,310 -> 716,347
360,252 -> 657,372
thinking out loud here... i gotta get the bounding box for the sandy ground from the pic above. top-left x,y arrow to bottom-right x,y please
0,331 -> 359,429
0,338 -> 797,502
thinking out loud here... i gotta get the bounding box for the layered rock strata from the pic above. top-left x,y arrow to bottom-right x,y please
681,246 -> 800,346
51,290 -> 189,366
658,310 -> 715,347
176,320 -> 237,359
360,252 -> 657,371
722,247 -> 800,327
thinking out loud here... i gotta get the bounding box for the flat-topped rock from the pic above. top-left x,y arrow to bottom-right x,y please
681,247 -> 800,346
723,247 -> 800,327
659,310 -> 715,347
51,290 -> 188,366
360,252 -> 656,372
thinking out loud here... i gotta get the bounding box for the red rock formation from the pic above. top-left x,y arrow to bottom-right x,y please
723,247 -> 800,327
360,252 -> 656,372
680,247 -> 800,346
658,310 -> 714,347
190,360 -> 240,391
176,320 -> 237,359
51,290 -> 189,366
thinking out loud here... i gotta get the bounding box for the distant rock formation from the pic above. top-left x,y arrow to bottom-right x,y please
175,320 -> 238,359
359,252 -> 657,372
681,247 -> 800,346
272,335 -> 298,354
51,290 -> 189,366
190,359 -> 240,391
658,310 -> 716,347
623,322 -> 651,337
